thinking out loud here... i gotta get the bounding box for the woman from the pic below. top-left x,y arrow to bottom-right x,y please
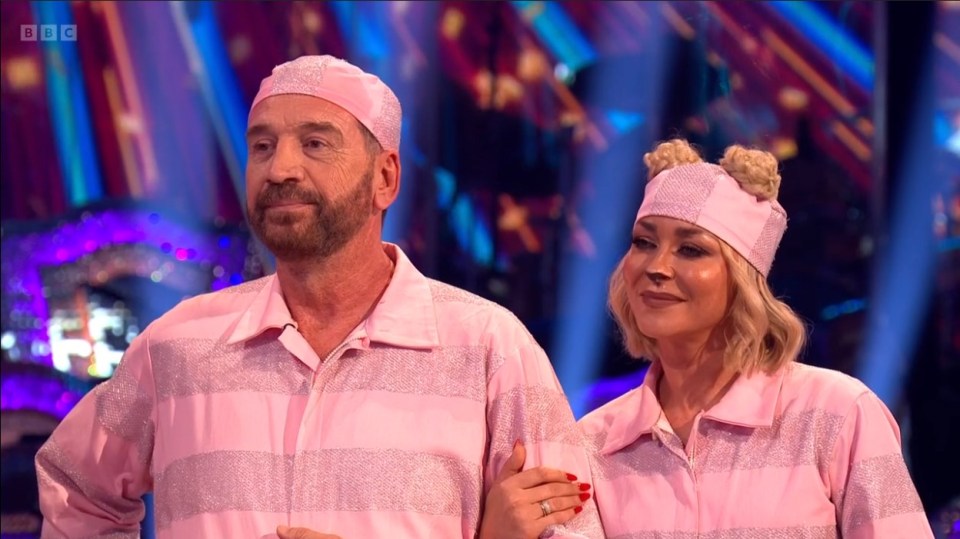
483,139 -> 933,538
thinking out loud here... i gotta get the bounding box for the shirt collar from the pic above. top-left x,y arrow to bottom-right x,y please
225,242 -> 440,350
362,243 -> 440,349
598,362 -> 664,455
598,361 -> 786,455
702,364 -> 785,428
224,273 -> 293,345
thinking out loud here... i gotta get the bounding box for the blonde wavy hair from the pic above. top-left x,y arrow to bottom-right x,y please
608,139 -> 806,374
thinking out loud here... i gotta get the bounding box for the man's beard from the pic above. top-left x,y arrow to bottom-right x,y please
249,168 -> 374,262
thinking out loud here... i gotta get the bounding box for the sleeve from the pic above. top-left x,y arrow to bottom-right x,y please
828,391 -> 934,539
484,323 -> 605,539
35,327 -> 158,538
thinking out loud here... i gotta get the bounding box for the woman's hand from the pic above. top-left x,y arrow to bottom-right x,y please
479,441 -> 591,539
276,525 -> 342,539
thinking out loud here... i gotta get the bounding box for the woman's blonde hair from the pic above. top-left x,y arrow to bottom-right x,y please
608,139 -> 806,374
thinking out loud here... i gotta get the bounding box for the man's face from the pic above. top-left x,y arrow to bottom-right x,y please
244,94 -> 376,262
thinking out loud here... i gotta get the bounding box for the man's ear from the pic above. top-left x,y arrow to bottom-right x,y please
372,150 -> 400,212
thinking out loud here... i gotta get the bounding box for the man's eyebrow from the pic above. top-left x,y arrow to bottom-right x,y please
245,122 -> 344,144
295,121 -> 344,144
245,124 -> 272,140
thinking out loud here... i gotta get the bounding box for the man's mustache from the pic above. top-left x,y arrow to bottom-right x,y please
256,184 -> 324,208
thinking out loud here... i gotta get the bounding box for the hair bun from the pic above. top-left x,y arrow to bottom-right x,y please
643,139 -> 703,181
719,145 -> 781,200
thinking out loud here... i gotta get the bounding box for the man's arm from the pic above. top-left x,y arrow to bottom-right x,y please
36,328 -> 157,538
483,322 -> 604,539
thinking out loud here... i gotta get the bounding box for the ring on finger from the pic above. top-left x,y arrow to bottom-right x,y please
539,499 -> 552,518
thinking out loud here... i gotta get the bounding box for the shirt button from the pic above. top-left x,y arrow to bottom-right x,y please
651,431 -> 662,447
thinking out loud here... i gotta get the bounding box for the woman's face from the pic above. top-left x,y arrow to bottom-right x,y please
623,216 -> 731,344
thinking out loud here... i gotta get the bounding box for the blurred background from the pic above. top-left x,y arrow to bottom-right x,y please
1,1 -> 957,537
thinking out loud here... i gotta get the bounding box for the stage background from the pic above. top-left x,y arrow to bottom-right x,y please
2,1 -> 957,537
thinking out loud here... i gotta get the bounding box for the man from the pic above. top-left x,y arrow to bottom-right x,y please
36,55 -> 602,539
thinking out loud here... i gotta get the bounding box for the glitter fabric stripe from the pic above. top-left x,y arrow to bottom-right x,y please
642,164 -> 719,223
429,279 -> 496,305
486,351 -> 508,383
324,345 -> 488,402
487,386 -> 582,453
609,525 -> 837,539
747,204 -> 788,275
150,337 -> 312,400
153,449 -> 480,530
371,88 -> 402,151
219,276 -> 271,294
153,451 -> 289,529
696,408 -> 847,474
292,448 -> 482,522
840,453 -> 926,533
94,352 -> 154,463
593,408 -> 847,481
591,435 -> 686,480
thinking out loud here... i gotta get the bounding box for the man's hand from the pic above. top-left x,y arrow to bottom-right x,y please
276,525 -> 342,539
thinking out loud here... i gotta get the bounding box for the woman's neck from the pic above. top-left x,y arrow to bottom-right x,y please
656,337 -> 739,420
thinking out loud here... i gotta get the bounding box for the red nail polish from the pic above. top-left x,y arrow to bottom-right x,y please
579,483 -> 591,491
565,473 -> 578,481
574,506 -> 583,514
579,492 -> 591,501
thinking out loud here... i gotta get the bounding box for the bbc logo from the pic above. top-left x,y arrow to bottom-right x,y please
21,24 -> 77,42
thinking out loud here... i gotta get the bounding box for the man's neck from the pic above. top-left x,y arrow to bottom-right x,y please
275,237 -> 395,341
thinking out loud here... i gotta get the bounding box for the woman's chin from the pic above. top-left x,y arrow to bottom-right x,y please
634,323 -> 676,342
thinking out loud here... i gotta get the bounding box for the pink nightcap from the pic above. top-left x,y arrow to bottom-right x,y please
250,55 -> 402,152
635,162 -> 787,276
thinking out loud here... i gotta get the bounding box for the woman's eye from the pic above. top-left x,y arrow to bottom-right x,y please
632,237 -> 655,250
679,244 -> 707,258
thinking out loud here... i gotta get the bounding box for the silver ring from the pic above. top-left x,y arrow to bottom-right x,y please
539,499 -> 552,518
